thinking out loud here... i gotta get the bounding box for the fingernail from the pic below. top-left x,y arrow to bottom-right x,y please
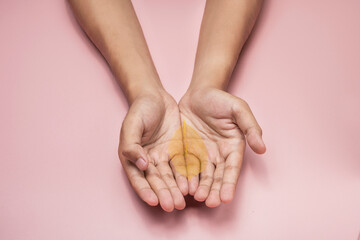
135,158 -> 147,170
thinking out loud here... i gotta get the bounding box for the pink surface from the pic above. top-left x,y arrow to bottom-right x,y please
1,0 -> 360,239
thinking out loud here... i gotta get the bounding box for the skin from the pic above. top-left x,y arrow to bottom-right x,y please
181,0 -> 266,207
120,91 -> 188,211
68,0 -> 265,211
68,0 -> 187,212
179,88 -> 265,207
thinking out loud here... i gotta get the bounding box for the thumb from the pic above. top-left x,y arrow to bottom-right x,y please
119,111 -> 150,171
121,144 -> 149,171
232,98 -> 266,154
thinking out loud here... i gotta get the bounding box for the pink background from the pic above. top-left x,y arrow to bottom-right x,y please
1,0 -> 360,239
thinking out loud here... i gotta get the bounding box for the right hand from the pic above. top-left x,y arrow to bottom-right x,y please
118,90 -> 188,212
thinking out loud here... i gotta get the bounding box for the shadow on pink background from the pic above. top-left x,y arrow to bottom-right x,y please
0,0 -> 359,239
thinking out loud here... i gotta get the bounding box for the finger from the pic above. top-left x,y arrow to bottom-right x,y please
119,110 -> 149,171
168,124 -> 188,195
194,162 -> 215,202
170,155 -> 188,196
122,160 -> 158,206
181,120 -> 201,195
220,150 -> 244,203
205,161 -> 225,208
145,163 -> 175,212
187,154 -> 200,196
188,174 -> 199,196
121,145 -> 149,171
232,99 -> 266,154
157,162 -> 186,210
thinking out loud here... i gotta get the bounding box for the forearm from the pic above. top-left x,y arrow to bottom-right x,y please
189,0 -> 263,91
68,0 -> 163,103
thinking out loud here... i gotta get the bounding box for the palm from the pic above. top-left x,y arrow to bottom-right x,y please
119,93 -> 187,212
120,89 -> 264,210
179,88 -> 259,207
180,90 -> 245,166
139,96 -> 181,166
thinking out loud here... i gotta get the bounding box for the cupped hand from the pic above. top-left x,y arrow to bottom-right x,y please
118,90 -> 188,212
179,87 -> 266,207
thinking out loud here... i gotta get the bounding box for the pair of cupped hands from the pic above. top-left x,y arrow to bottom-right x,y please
118,86 -> 266,212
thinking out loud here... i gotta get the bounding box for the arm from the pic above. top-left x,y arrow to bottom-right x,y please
179,0 -> 265,207
68,0 -> 187,212
190,0 -> 263,91
68,0 -> 162,103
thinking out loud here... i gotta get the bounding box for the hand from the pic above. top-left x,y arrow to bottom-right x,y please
118,90 -> 188,212
179,87 -> 266,207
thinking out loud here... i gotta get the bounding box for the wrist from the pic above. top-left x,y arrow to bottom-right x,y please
181,85 -> 213,109
188,55 -> 237,92
109,59 -> 165,104
125,77 -> 165,104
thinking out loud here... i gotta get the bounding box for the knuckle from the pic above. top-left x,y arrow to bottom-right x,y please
147,171 -> 161,180
222,181 -> 236,186
235,98 -> 249,110
118,147 -> 129,162
210,186 -> 220,192
201,174 -> 214,183
232,99 -> 250,117
239,99 -> 249,108
162,173 -> 174,180
214,177 -> 223,183
128,173 -> 139,184
169,185 -> 180,191
120,146 -> 131,157
157,187 -> 169,192
225,164 -> 241,172
199,183 -> 211,190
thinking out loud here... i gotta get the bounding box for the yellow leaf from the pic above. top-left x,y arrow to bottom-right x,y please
169,120 -> 207,180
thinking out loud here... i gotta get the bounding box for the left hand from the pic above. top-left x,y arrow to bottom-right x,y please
179,87 -> 266,207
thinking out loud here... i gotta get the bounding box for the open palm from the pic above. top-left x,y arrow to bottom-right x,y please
118,91 -> 187,212
179,88 -> 266,207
